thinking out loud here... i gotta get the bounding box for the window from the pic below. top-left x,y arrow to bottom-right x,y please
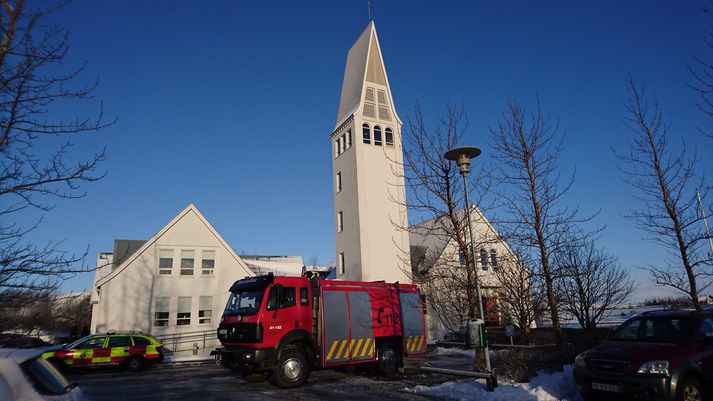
181,250 -> 194,276
338,252 -> 345,275
281,287 -> 296,308
385,128 -> 393,145
108,336 -> 133,347
335,137 -> 341,157
132,337 -> 152,346
154,297 -> 169,327
336,172 -> 342,193
458,250 -> 466,266
266,286 -> 279,311
159,250 -> 173,275
346,129 -> 352,148
362,123 -> 371,144
480,249 -> 488,270
300,287 -> 309,306
177,297 -> 191,325
373,125 -> 382,146
77,336 -> 106,349
199,296 -> 212,324
341,134 -> 346,153
337,211 -> 343,233
490,249 -> 497,269
202,250 -> 215,275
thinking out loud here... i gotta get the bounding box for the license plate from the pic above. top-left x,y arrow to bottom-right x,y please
218,329 -> 227,335
592,382 -> 622,393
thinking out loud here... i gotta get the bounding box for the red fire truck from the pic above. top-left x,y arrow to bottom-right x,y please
213,273 -> 427,388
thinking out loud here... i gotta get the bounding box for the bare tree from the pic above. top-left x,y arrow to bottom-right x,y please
616,79 -> 712,309
489,99 -> 597,336
0,0 -> 112,301
401,102 -> 497,327
689,0 -> 713,139
491,248 -> 545,332
555,239 -> 633,330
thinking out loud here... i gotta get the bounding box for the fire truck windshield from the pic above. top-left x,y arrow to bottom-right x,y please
224,289 -> 263,316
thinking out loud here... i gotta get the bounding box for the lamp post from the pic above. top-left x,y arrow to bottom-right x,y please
444,146 -> 492,373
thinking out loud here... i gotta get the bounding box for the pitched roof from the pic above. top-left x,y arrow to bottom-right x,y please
96,204 -> 253,287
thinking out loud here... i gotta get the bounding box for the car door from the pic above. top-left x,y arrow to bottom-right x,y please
107,335 -> 133,364
73,336 -> 106,365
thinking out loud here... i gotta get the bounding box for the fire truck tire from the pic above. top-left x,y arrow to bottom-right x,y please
126,356 -> 144,372
241,372 -> 268,383
270,348 -> 310,388
377,342 -> 400,377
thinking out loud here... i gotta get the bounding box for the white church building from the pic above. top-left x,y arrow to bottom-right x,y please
90,204 -> 303,353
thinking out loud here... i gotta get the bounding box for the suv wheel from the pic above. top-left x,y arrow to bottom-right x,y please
677,377 -> 702,401
126,355 -> 144,372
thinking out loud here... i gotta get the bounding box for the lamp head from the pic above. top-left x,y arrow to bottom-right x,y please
444,146 -> 482,175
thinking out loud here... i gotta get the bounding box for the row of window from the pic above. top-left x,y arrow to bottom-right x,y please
335,129 -> 352,157
362,123 -> 393,146
333,123 -> 395,159
154,296 -> 213,327
159,249 -> 215,276
459,249 -> 498,270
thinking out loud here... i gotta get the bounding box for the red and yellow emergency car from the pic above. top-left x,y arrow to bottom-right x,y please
42,332 -> 164,371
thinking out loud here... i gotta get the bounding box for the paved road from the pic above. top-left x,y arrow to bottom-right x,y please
66,354 -> 474,401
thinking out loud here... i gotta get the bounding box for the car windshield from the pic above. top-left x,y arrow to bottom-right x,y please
609,316 -> 693,343
224,289 -> 264,316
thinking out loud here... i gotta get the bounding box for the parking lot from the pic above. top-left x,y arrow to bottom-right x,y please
66,355 -> 466,401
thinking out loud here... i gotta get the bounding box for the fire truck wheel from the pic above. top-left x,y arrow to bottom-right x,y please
270,348 -> 310,388
241,372 -> 268,383
126,356 -> 144,372
377,342 -> 399,377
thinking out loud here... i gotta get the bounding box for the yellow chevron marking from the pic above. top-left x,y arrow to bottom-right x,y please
417,335 -> 425,351
326,340 -> 339,361
348,339 -> 356,357
353,338 -> 364,358
335,339 -> 348,360
409,337 -> 415,352
406,336 -> 413,351
361,338 -> 371,357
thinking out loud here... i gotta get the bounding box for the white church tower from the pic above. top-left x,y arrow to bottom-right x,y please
331,22 -> 410,283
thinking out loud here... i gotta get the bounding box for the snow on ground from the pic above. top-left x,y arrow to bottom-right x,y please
430,347 -> 475,358
406,365 -> 582,401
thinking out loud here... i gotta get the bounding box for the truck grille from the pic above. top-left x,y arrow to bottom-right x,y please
590,359 -> 629,374
218,323 -> 262,343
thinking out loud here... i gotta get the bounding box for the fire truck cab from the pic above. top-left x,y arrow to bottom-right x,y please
213,273 -> 427,388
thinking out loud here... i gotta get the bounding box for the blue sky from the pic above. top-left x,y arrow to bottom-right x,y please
19,1 -> 712,300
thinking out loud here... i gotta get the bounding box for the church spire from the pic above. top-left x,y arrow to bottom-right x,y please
335,22 -> 400,129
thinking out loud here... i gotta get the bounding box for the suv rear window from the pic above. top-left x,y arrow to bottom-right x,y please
108,336 -> 133,347
610,316 -> 693,343
132,336 -> 152,346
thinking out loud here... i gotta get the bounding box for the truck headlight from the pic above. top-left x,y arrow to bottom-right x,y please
637,360 -> 669,375
574,352 -> 587,368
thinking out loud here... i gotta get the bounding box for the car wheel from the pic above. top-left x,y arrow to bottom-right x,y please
126,356 -> 144,372
269,348 -> 310,388
241,372 -> 268,383
376,342 -> 399,377
677,377 -> 703,401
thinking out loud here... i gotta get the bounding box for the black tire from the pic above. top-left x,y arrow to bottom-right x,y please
677,377 -> 703,401
376,342 -> 400,377
269,348 -> 310,388
126,355 -> 144,372
241,372 -> 268,383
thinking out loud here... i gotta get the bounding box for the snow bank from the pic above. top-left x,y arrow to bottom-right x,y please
406,365 -> 582,401
430,347 -> 475,358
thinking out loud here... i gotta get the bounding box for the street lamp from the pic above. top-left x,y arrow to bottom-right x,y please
444,146 -> 492,374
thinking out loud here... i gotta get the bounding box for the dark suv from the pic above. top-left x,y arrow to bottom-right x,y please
573,309 -> 713,401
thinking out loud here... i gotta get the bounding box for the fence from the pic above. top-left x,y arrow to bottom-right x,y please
153,329 -> 218,354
